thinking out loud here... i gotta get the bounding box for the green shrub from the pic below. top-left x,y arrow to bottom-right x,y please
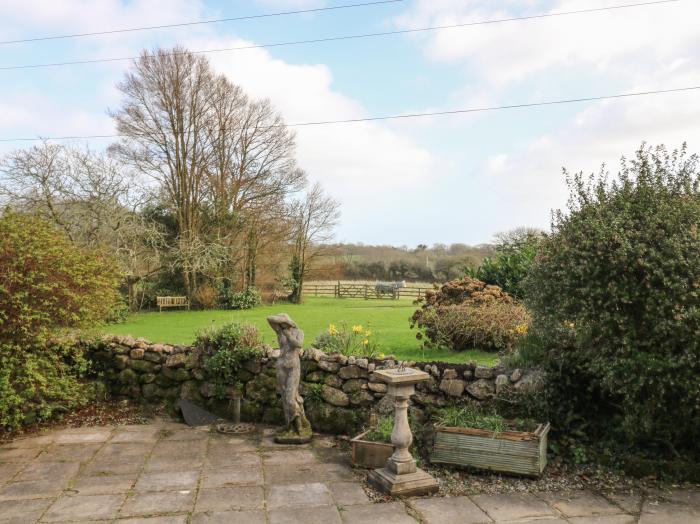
434,404 -> 537,435
221,287 -> 262,310
0,212 -> 121,430
525,143 -> 700,461
410,277 -> 529,352
363,415 -> 394,443
196,323 -> 264,399
466,229 -> 541,298
0,341 -> 97,429
0,212 -> 121,345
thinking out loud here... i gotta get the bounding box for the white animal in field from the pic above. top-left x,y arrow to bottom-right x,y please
374,281 -> 406,297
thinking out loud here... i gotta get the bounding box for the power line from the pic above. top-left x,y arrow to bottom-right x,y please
0,0 -> 403,46
0,0 -> 682,71
1,85 -> 697,143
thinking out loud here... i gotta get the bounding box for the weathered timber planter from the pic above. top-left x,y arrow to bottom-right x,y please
351,430 -> 394,469
431,423 -> 550,477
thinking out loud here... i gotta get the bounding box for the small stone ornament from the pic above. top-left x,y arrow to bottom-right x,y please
267,313 -> 313,444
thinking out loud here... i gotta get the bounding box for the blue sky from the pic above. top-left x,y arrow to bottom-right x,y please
1,0 -> 699,245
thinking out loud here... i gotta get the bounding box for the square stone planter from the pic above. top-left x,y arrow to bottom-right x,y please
431,422 -> 550,477
350,430 -> 394,469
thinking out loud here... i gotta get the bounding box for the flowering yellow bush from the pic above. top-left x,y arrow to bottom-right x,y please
314,323 -> 379,358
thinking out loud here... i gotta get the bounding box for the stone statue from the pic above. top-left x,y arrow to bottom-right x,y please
267,313 -> 312,444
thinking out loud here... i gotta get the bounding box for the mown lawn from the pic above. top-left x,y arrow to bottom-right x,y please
102,297 -> 498,365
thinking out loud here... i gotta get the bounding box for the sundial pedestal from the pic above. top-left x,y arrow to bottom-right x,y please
367,368 -> 439,497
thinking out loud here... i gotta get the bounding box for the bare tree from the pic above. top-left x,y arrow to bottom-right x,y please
110,47 -> 214,296
288,182 -> 340,303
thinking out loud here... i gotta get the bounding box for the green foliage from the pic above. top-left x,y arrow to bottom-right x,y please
304,383 -> 324,404
0,341 -> 97,430
363,415 -> 394,443
525,143 -> 700,460
0,212 -> 122,345
411,277 -> 529,352
197,322 -> 263,398
313,323 -> 379,358
466,229 -> 541,298
220,287 -> 262,310
0,212 -> 121,430
435,404 -> 538,435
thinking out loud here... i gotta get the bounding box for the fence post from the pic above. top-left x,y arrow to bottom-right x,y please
364,284 -> 368,300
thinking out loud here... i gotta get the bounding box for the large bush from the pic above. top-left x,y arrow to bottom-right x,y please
411,276 -> 529,352
0,212 -> 121,429
525,144 -> 700,462
467,228 -> 541,298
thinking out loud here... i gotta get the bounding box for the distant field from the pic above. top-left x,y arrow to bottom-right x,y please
101,297 -> 497,365
305,280 -> 437,288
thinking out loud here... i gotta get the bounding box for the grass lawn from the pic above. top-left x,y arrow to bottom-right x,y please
102,297 -> 498,365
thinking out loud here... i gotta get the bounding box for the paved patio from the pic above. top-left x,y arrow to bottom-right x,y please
0,420 -> 698,523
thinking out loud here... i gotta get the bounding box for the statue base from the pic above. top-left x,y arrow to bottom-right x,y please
367,467 -> 439,497
274,428 -> 312,445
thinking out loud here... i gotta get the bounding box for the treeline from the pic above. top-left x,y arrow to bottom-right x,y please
0,47 -> 339,309
315,243 -> 495,282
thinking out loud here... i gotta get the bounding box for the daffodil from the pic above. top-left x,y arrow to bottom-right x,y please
515,323 -> 528,335
328,324 -> 338,336
352,325 -> 363,334
364,330 -> 372,337
362,339 -> 369,346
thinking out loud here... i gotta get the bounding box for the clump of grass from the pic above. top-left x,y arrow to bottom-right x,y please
435,404 -> 538,436
363,415 -> 394,443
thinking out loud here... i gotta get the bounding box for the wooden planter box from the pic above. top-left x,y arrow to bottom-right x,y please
431,423 -> 550,477
351,430 -> 394,469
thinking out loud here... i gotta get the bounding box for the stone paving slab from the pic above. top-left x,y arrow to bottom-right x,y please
0,420 -> 698,524
410,495 -> 491,524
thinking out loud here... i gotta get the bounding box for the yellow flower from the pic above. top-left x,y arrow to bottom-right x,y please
364,330 -> 372,337
328,324 -> 338,336
352,325 -> 363,334
378,352 -> 385,359
362,339 -> 369,346
515,323 -> 528,336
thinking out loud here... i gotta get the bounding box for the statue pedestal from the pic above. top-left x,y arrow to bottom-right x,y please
367,368 -> 438,497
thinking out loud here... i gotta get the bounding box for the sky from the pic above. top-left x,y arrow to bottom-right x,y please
1,0 -> 699,246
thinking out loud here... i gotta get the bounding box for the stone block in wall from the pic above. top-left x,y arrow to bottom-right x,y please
237,370 -> 254,383
318,360 -> 340,373
463,369 -> 474,380
192,368 -> 205,381
200,382 -> 215,398
303,347 -> 325,362
367,382 -> 387,394
356,358 -> 368,369
130,348 -> 145,359
143,352 -> 162,363
305,402 -> 363,435
342,379 -> 366,394
180,381 -> 203,402
115,355 -> 129,370
413,391 -> 448,408
442,368 -> 458,380
320,385 -> 349,407
306,371 -> 325,383
155,374 -> 175,387
165,353 -> 187,368
513,371 -> 544,394
129,360 -> 156,373
301,360 -> 319,374
245,374 -> 277,403
338,365 -> 367,380
510,369 -> 523,382
119,368 -> 139,385
475,366 -> 493,379
349,390 -> 374,406
142,383 -> 162,399
243,359 -> 262,374
439,378 -> 465,397
184,353 -> 199,370
466,378 -> 495,400
495,374 -> 510,393
162,367 -> 191,382
324,374 -> 343,389
139,373 -> 156,384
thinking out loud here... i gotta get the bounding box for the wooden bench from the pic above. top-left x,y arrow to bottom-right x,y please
156,296 -> 190,312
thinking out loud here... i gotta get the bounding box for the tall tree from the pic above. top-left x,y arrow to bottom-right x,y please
110,47 -> 214,296
288,183 -> 340,303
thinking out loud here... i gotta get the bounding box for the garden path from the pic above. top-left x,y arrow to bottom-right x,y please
0,419 -> 697,523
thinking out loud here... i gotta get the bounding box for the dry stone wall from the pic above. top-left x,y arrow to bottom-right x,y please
87,336 -> 542,435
